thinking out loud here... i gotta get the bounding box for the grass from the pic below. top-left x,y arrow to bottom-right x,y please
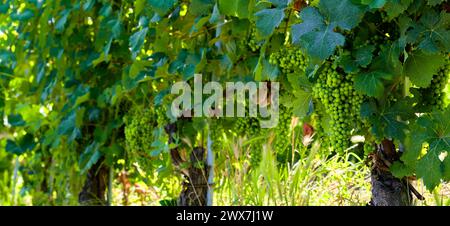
212,141 -> 372,206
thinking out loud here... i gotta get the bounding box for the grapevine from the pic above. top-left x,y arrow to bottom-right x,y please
2,0 -> 450,207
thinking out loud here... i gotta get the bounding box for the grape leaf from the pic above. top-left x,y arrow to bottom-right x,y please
337,54 -> 359,73
427,0 -> 445,6
5,140 -> 23,155
218,0 -> 249,18
291,7 -> 325,44
383,0 -> 413,20
370,44 -> 404,77
404,51 -> 445,88
383,100 -> 415,141
417,151 -> 443,190
0,1 -> 9,14
360,0 -> 386,8
189,0 -> 215,16
209,3 -> 221,23
254,8 -> 285,38
291,7 -> 323,44
410,9 -> 450,54
291,0 -> 364,60
8,114 -> 26,126
134,0 -> 147,16
281,89 -> 313,119
129,28 -> 148,59
361,100 -> 414,141
5,134 -> 36,155
254,57 -> 280,81
10,9 -> 34,21
353,45 -> 375,67
287,72 -> 313,90
319,0 -> 365,30
390,161 -> 415,178
402,108 -> 450,190
148,0 -> 176,16
301,27 -> 345,61
79,142 -> 102,173
57,110 -> 81,142
354,71 -> 392,97
444,155 -> 450,181
55,9 -> 71,32
269,0 -> 291,8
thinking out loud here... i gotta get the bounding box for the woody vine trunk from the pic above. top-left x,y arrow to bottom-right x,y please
369,139 -> 424,206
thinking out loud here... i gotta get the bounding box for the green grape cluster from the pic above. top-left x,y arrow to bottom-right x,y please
418,60 -> 449,110
273,106 -> 293,163
124,107 -> 157,154
156,106 -> 169,127
365,34 -> 393,53
312,62 -> 364,153
234,116 -> 261,136
234,116 -> 264,167
269,46 -> 307,74
247,27 -> 261,52
370,34 -> 391,44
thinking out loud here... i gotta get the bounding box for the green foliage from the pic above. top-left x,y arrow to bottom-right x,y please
291,0 -> 365,60
148,0 -> 177,16
395,107 -> 450,190
416,60 -> 450,111
405,51 -> 445,88
354,71 -> 393,98
361,99 -> 415,141
254,8 -> 285,38
383,0 -> 413,20
218,0 -> 250,18
6,134 -> 36,155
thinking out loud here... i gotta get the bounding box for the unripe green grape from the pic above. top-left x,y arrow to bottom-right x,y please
418,58 -> 449,111
233,113 -> 266,167
269,46 -> 308,74
124,107 -> 157,154
156,107 -> 169,127
247,27 -> 261,52
312,62 -> 365,154
273,106 -> 293,163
